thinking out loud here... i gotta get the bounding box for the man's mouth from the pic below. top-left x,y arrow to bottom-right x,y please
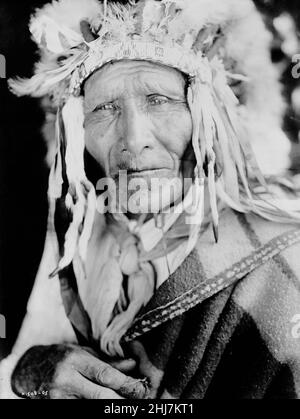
112,168 -> 172,179
127,168 -> 169,176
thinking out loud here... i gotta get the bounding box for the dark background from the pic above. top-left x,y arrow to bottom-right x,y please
0,0 -> 299,360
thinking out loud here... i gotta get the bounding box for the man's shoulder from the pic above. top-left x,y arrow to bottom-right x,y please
195,209 -> 300,345
210,210 -> 300,367
195,208 -> 300,284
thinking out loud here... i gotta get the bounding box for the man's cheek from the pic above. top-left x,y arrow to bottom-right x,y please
157,115 -> 192,156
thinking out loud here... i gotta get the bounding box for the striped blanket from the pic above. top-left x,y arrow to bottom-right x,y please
122,209 -> 300,399
1,208 -> 300,398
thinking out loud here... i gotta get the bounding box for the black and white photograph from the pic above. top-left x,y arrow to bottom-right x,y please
0,0 -> 300,401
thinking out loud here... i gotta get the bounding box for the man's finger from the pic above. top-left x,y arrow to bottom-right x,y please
110,358 -> 137,373
77,375 -> 124,400
81,348 -> 137,373
78,352 -> 148,399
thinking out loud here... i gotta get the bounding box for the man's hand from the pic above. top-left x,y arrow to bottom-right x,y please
11,344 -> 148,399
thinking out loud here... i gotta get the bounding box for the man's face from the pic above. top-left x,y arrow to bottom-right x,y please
83,60 -> 193,214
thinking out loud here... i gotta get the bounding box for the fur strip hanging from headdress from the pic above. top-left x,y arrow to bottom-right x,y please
49,97 -> 96,275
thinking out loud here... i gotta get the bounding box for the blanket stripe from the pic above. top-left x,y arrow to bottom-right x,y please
125,219 -> 300,342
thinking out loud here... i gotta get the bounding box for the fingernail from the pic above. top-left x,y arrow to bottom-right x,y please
121,378 -> 149,399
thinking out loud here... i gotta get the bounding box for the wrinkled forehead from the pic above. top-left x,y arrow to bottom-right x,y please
83,60 -> 188,106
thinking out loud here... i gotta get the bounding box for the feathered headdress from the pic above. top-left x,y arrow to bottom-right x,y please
8,0 -> 300,324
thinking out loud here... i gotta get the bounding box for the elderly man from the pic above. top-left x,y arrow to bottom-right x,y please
1,0 -> 300,399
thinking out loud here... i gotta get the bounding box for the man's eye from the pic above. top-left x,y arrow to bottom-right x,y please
148,95 -> 170,106
94,103 -> 117,112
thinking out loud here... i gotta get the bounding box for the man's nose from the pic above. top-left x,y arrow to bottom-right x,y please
119,102 -> 153,157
